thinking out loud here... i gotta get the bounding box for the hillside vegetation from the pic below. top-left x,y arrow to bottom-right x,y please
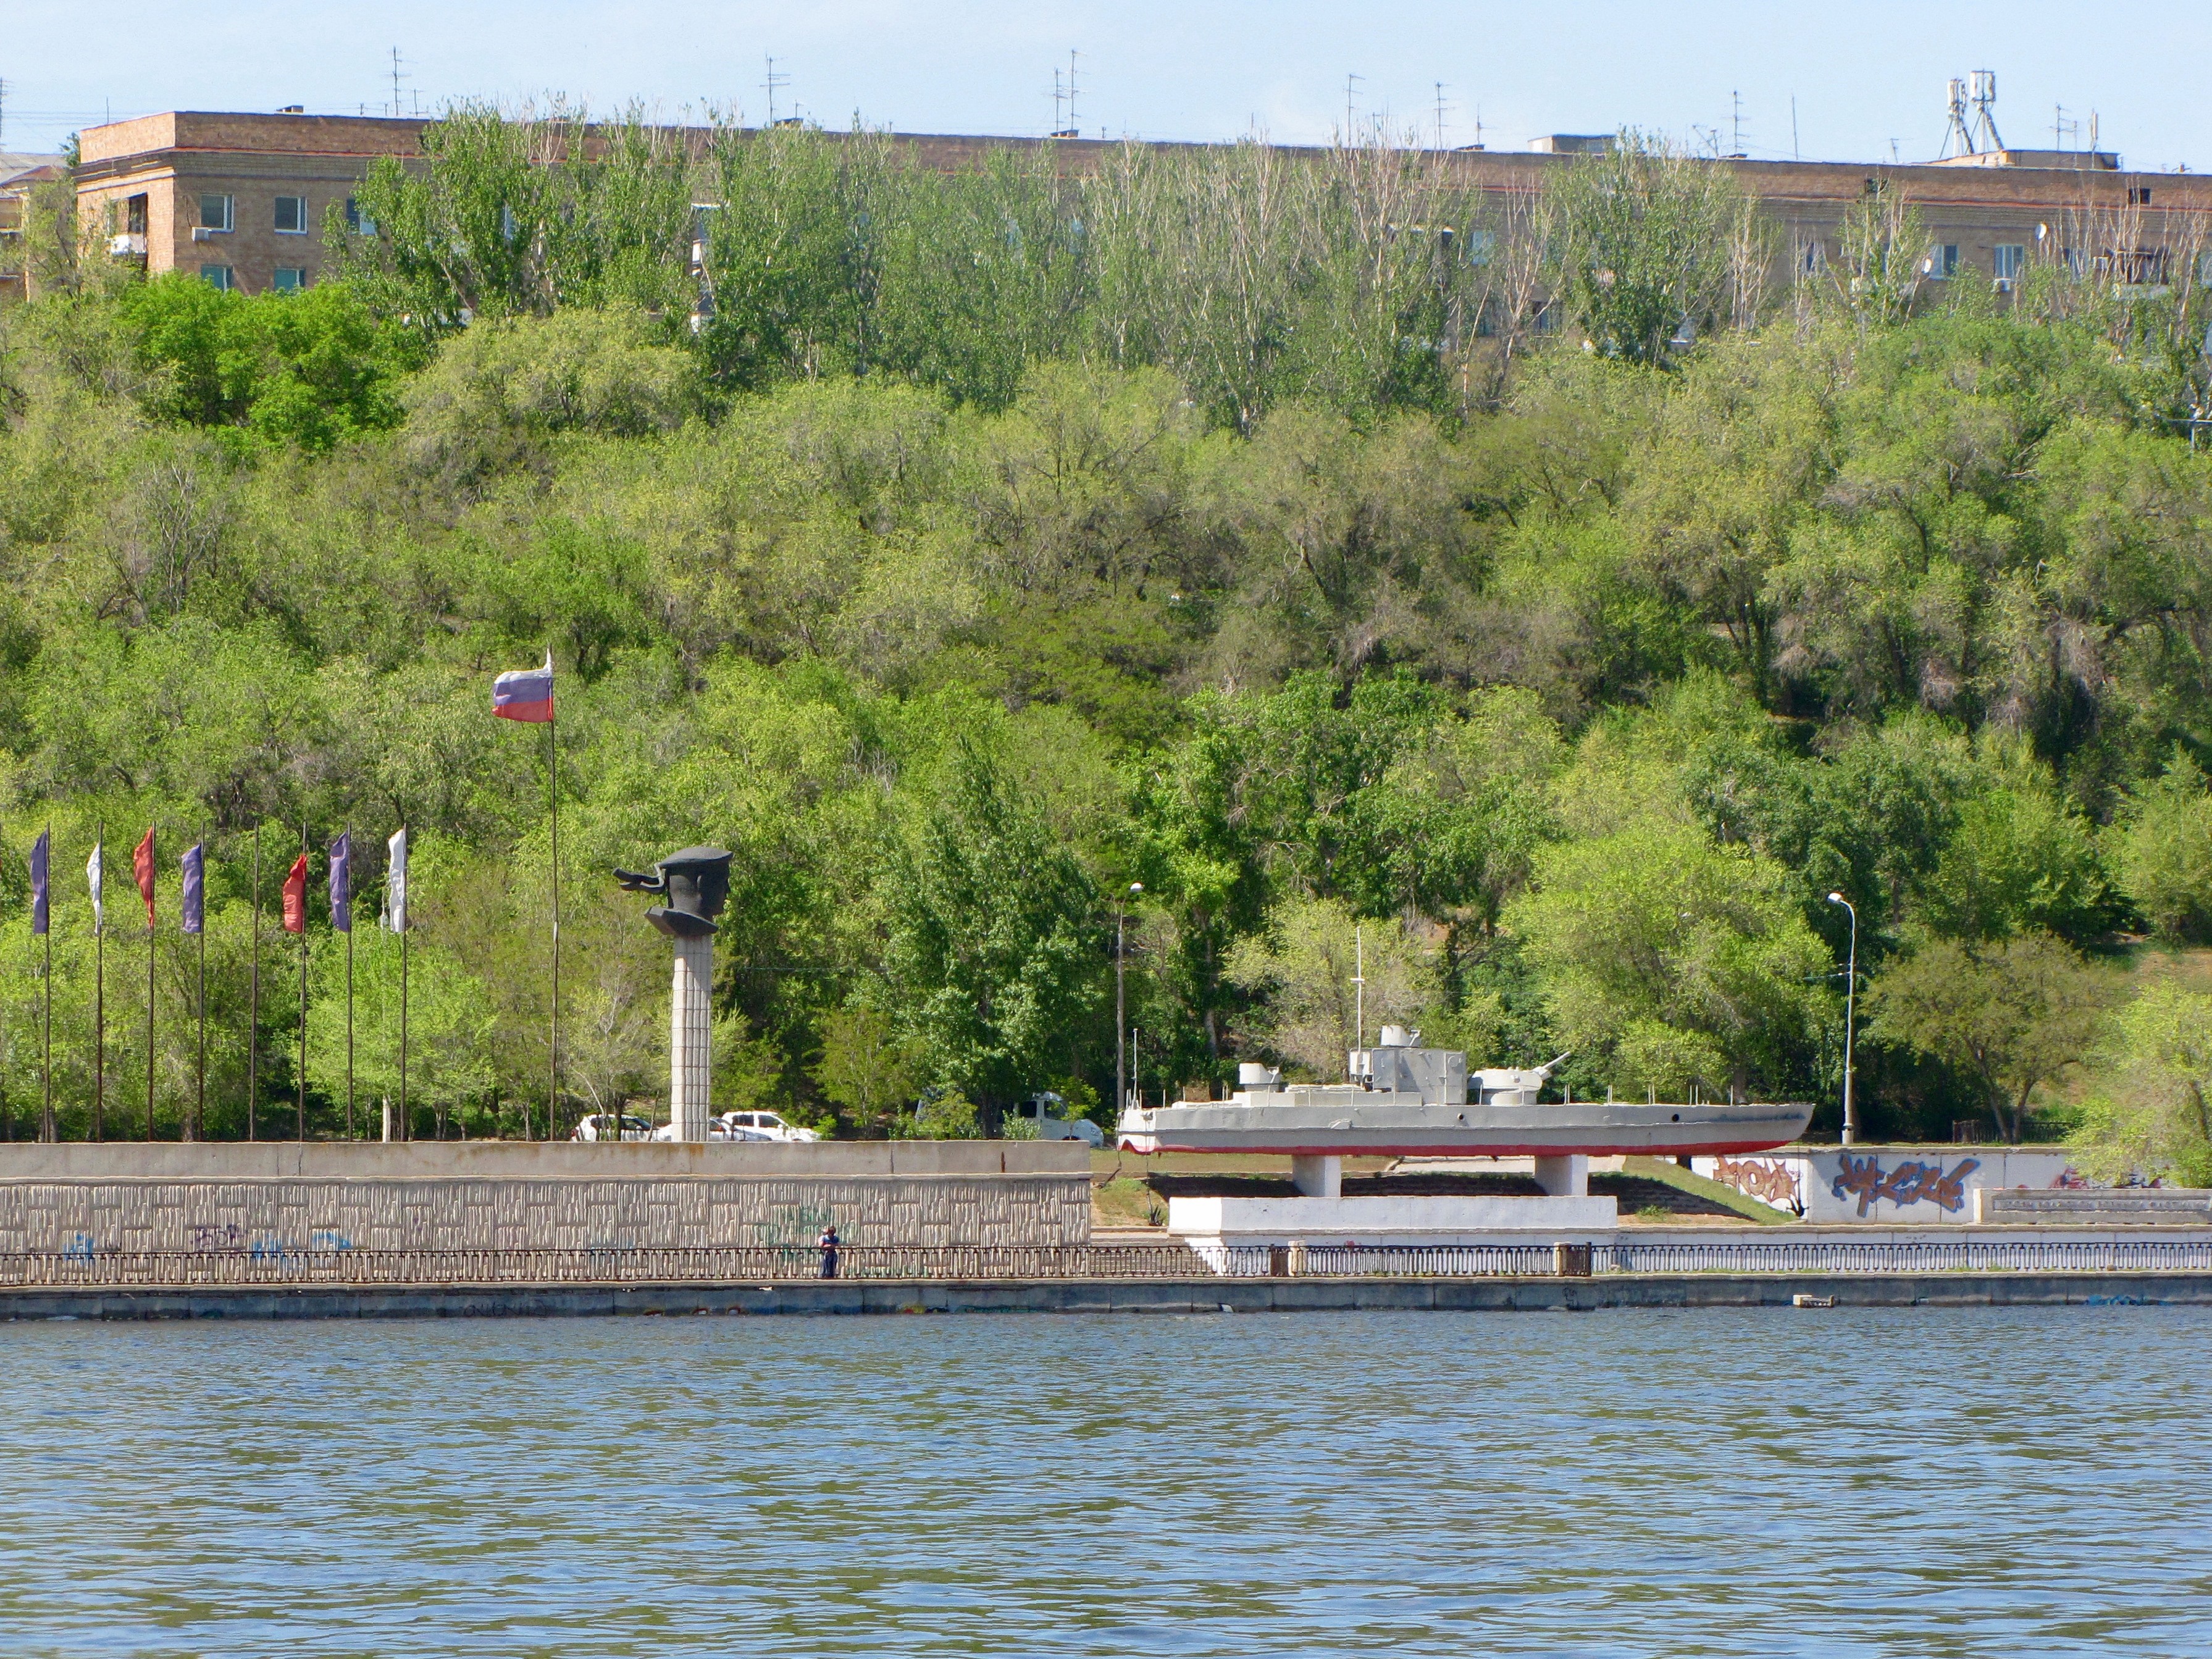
2,119 -> 2210,1170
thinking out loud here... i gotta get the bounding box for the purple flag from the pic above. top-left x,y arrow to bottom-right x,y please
181,842 -> 204,935
329,831 -> 351,933
30,829 -> 48,936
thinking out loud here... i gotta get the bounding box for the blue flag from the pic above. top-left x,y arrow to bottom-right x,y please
181,842 -> 204,935
329,831 -> 351,933
30,829 -> 48,936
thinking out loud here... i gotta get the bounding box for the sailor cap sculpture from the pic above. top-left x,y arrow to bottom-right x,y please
614,847 -> 732,1141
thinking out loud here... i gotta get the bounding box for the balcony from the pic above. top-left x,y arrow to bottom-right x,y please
109,232 -> 148,258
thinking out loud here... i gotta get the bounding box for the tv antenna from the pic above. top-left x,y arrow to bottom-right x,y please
1433,81 -> 1449,149
1051,49 -> 1079,138
763,56 -> 789,126
388,48 -> 409,119
1728,90 -> 1746,158
1344,72 -> 1362,140
2052,103 -> 2079,150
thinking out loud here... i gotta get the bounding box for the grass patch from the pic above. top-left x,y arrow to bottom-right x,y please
1620,1156 -> 1796,1225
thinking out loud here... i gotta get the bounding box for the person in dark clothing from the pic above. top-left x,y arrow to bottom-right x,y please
817,1223 -> 840,1279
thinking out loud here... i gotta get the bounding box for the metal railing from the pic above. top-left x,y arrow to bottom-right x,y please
4,1235 -> 2211,1290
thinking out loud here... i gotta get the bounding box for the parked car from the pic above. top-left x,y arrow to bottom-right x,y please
572,1112 -> 655,1143
716,1111 -> 819,1143
1011,1093 -> 1105,1147
650,1118 -> 769,1143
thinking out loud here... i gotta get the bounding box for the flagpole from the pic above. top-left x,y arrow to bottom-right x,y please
297,823 -> 308,1143
548,707 -> 559,1143
195,831 -> 206,1143
345,826 -> 355,1140
399,831 -> 409,1144
146,836 -> 156,1142
40,823 -> 52,1144
249,825 -> 260,1143
93,820 -> 104,1142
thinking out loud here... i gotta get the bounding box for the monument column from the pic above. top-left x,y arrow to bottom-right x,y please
670,932 -> 714,1141
614,846 -> 733,1146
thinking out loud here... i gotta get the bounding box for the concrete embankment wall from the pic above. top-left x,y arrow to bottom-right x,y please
0,1142 -> 1092,1253
6,1271 -> 2207,1321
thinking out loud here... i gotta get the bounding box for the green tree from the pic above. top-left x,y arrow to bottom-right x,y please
1864,931 -> 2108,1143
883,741 -> 1101,1114
1547,132 -> 1756,365
2070,983 -> 2212,1185
810,1002 -> 919,1133
2115,755 -> 2212,941
1504,823 -> 1830,1098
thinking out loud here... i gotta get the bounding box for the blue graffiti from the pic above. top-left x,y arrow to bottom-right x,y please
62,1234 -> 97,1261
308,1231 -> 353,1253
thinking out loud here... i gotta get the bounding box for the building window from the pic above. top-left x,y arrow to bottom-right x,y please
199,264 -> 235,291
199,194 -> 233,233
1993,245 -> 2025,281
125,194 -> 148,235
274,195 -> 308,234
272,267 -> 308,293
2129,187 -> 2153,206
344,196 -> 377,237
1928,244 -> 1959,279
1799,238 -> 1827,275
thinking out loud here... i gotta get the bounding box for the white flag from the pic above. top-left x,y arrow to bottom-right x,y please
385,827 -> 408,933
86,841 -> 103,934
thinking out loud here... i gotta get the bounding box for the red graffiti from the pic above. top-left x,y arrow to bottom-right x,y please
1830,1153 -> 1979,1217
1709,1154 -> 1802,1209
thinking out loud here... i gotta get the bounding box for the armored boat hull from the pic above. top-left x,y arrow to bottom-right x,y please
1116,1091 -> 1812,1159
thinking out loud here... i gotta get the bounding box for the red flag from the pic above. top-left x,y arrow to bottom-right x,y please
133,827 -> 156,927
282,852 -> 309,933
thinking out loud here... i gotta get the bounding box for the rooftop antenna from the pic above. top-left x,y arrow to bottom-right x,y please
1472,101 -> 1483,149
1940,76 -> 1973,159
763,56 -> 788,127
388,48 -> 408,120
1344,72 -> 1362,142
1791,93 -> 1800,161
1967,69 -> 2003,153
2088,109 -> 2099,153
2053,103 -> 2079,151
1068,50 -> 1079,134
1433,80 -> 1448,149
1728,89 -> 1745,158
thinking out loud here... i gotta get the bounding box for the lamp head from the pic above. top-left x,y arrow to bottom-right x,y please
1129,881 -> 1143,894
1827,892 -> 1846,904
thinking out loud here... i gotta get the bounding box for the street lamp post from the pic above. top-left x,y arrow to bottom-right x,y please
1827,892 -> 1858,1146
1116,883 -> 1142,1116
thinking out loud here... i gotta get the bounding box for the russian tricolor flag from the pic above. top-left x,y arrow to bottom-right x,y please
493,651 -> 555,723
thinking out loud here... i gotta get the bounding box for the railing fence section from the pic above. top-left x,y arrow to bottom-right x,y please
3,1236 -> 2210,1289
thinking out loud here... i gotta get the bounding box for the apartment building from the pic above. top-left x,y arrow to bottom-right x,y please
64,109 -> 2212,300
1,153 -> 65,303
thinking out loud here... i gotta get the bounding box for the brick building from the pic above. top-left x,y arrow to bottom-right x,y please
1,153 -> 65,303
60,108 -> 2212,300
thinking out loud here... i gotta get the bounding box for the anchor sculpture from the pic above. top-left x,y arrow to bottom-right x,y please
614,847 -> 732,1141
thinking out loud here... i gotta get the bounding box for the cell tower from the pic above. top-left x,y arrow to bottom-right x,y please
1968,70 -> 2004,151
1940,69 -> 2004,159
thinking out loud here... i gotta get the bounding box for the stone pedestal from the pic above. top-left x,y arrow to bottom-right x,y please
1291,1154 -> 1343,1198
1533,1154 -> 1589,1197
670,933 -> 713,1142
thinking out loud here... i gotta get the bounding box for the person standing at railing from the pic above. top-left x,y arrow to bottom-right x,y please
817,1223 -> 840,1280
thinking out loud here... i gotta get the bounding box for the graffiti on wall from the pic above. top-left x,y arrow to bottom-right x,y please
1707,1155 -> 1803,1212
1831,1153 -> 1980,1217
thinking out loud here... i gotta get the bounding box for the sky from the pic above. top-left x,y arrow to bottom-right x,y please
4,0 -> 2207,170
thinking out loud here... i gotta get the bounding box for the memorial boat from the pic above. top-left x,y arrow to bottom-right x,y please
1116,1026 -> 1812,1159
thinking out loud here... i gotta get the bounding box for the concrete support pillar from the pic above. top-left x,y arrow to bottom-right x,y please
1532,1154 -> 1588,1197
1291,1154 -> 1341,1198
669,933 -> 713,1143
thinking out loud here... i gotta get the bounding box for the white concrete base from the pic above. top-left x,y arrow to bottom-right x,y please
1291,1154 -> 1341,1198
1169,1192 -> 1619,1248
1532,1154 -> 1589,1196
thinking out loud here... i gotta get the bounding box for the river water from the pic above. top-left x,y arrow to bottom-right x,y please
2,1306 -> 2208,1657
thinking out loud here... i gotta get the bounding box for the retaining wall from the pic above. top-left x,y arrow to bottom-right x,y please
1695,1146 -> 2086,1222
6,1271 -> 2206,1321
0,1142 -> 1092,1254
